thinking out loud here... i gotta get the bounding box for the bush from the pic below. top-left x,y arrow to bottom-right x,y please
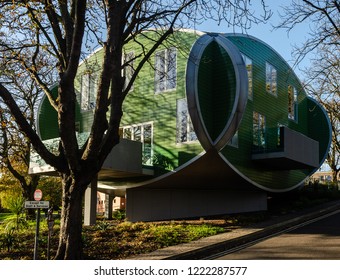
144,223 -> 225,247
112,210 -> 126,221
1,227 -> 16,252
95,221 -> 111,231
4,196 -> 27,231
145,225 -> 184,247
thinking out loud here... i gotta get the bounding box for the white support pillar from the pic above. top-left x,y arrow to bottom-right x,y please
84,178 -> 97,225
104,194 -> 113,220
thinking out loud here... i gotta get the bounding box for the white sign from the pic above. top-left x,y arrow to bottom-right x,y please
25,201 -> 49,209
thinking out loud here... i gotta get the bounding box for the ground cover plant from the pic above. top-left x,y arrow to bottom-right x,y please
0,213 -> 232,260
1,184 -> 339,260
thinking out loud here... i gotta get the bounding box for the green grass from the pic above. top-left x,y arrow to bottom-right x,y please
0,213 -> 13,222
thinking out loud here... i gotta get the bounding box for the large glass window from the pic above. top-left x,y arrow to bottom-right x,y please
277,123 -> 284,147
288,85 -> 298,121
253,112 -> 266,148
176,98 -> 197,143
81,72 -> 97,111
266,62 -> 277,96
228,131 -> 239,148
122,122 -> 153,165
241,54 -> 253,99
155,48 -> 177,93
123,52 -> 134,91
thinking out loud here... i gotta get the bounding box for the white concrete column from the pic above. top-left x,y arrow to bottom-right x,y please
84,178 -> 97,225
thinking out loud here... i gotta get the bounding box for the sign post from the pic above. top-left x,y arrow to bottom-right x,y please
25,189 -> 50,260
34,205 -> 41,260
47,208 -> 54,260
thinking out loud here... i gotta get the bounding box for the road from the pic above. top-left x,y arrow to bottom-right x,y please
216,211 -> 340,259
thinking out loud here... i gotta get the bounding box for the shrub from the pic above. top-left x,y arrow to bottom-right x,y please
4,196 -> 27,231
112,210 -> 126,221
95,221 -> 111,231
1,227 -> 16,252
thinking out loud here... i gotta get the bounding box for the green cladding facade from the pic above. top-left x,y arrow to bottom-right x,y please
34,30 -> 331,221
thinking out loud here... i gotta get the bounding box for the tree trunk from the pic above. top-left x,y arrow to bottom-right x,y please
55,176 -> 86,260
333,170 -> 339,186
23,176 -> 40,219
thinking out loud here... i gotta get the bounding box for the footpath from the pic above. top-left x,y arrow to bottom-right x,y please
129,199 -> 340,260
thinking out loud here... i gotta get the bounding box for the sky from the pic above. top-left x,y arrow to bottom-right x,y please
197,0 -> 312,78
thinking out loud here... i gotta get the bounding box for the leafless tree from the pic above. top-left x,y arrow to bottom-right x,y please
277,0 -> 340,181
303,45 -> 340,182
0,57 -> 45,217
278,0 -> 340,65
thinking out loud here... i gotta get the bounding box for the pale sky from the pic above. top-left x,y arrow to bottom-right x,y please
197,0 -> 312,78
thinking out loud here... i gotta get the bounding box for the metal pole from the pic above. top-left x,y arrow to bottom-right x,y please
33,208 -> 40,260
47,208 -> 54,260
47,225 -> 51,260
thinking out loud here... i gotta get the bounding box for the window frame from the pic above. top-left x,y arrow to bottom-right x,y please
81,71 -> 97,111
241,53 -> 253,100
123,51 -> 135,92
253,111 -> 266,149
176,98 -> 197,144
121,122 -> 154,166
228,130 -> 239,148
265,62 -> 277,97
154,47 -> 177,94
288,85 -> 298,122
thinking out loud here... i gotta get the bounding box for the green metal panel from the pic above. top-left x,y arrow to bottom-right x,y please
219,34 -> 328,191
38,86 -> 59,140
119,31 -> 205,172
36,30 -> 330,193
197,41 -> 236,141
38,85 -> 82,140
37,30 -> 205,173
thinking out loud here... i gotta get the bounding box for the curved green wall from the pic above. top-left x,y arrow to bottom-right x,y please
36,30 -> 331,193
218,34 -> 331,191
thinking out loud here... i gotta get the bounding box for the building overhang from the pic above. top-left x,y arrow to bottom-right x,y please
252,126 -> 319,170
29,137 -> 154,178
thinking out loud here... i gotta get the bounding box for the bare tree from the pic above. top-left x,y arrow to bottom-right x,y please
0,0 -> 270,259
278,0 -> 340,65
277,0 -> 340,181
0,59 -> 44,217
303,45 -> 340,182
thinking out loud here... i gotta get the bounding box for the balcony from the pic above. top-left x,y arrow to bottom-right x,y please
252,126 -> 319,169
29,133 -> 153,178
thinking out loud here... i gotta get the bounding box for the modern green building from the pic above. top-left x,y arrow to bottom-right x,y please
30,30 -> 331,222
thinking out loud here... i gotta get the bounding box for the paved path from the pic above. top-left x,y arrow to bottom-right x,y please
217,211 -> 340,259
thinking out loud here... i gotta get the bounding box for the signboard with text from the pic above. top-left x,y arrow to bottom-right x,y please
25,201 -> 50,209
